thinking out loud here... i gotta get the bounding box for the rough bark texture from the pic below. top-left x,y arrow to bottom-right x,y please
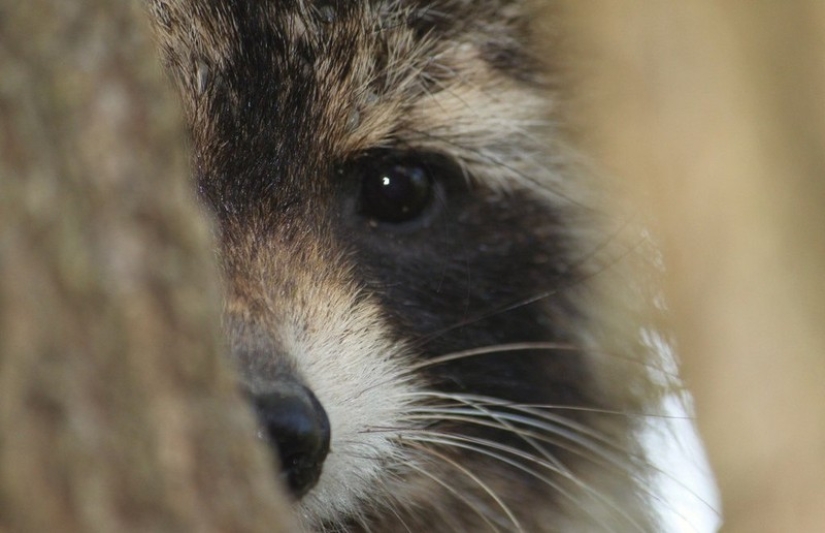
0,1 -> 293,532
566,3 -> 825,532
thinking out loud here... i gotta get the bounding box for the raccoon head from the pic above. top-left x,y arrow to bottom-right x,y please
149,1 -> 657,531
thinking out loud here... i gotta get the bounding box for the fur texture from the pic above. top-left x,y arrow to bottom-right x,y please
148,1 -> 663,531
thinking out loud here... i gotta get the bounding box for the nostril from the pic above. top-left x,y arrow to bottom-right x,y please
252,382 -> 331,499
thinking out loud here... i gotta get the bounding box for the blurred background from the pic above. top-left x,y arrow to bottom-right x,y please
564,3 -> 825,532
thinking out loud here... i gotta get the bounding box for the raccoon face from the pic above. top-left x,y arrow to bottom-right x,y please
150,1 -> 656,531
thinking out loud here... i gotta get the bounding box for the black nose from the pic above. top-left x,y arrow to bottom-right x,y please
251,381 -> 331,499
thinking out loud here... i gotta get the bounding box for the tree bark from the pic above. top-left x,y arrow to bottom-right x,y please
0,1 -> 293,531
566,3 -> 825,532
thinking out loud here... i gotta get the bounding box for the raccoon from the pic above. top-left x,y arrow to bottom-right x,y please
148,1 -> 663,531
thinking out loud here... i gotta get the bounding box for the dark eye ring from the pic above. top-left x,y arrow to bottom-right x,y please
356,153 -> 437,223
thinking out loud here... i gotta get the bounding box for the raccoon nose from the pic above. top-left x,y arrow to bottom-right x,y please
252,381 -> 331,499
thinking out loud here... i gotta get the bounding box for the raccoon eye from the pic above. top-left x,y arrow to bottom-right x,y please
358,156 -> 434,223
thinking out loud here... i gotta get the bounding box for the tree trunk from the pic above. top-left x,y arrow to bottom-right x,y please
0,1 -> 293,531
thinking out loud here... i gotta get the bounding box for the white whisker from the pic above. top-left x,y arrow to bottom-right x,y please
405,440 -> 525,533
403,456 -> 504,533
403,430 -> 642,532
402,341 -> 679,379
390,391 -> 711,527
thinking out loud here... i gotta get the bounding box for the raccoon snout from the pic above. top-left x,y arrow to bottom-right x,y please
250,380 -> 331,499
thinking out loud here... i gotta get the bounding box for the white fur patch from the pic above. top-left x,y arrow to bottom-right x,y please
279,284 -> 422,527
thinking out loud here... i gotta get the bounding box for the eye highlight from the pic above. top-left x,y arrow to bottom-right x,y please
356,153 -> 436,223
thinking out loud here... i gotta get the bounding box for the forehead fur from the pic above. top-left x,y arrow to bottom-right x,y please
148,0 -> 555,199
149,1 -> 540,85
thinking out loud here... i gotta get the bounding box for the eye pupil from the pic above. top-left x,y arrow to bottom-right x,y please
360,159 -> 433,223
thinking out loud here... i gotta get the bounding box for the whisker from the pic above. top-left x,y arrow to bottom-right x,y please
403,395 -> 648,532
349,396 -> 687,510
521,404 -> 691,420
337,430 -> 513,532
412,401 -> 690,420
369,476 -> 416,533
403,430 -> 642,532
403,410 -> 588,463
404,341 -> 679,379
402,413 -> 700,530
398,391 -> 717,520
345,413 -> 708,530
351,340 -> 679,408
402,456 -> 504,533
395,398 -> 631,499
401,391 -> 635,456
404,440 -> 525,533
405,341 -> 580,372
400,391 -> 713,509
